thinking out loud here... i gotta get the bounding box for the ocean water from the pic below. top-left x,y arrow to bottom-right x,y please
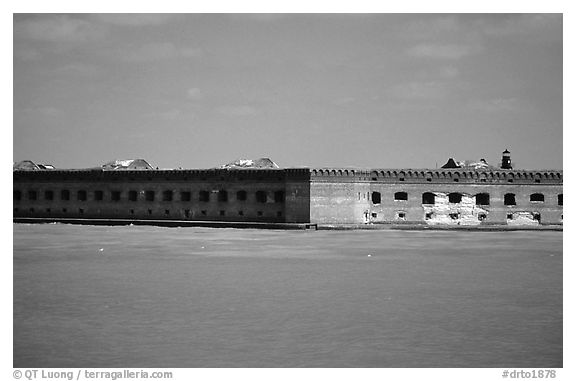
13,224 -> 562,368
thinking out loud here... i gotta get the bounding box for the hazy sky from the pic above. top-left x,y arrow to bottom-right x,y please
13,13 -> 562,170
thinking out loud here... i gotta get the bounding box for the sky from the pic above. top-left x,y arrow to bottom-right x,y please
13,13 -> 563,170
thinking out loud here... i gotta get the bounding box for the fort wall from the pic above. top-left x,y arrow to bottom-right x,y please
309,168 -> 563,226
13,169 -> 311,224
13,166 -> 562,228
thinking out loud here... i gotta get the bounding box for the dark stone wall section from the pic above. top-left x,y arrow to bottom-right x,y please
13,168 -> 311,224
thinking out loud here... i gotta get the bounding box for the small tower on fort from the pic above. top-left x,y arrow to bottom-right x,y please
501,149 -> 512,170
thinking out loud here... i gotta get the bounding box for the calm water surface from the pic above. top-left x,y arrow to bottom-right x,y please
13,224 -> 562,368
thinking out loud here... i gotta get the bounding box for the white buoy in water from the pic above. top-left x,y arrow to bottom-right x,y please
99,248 -> 104,252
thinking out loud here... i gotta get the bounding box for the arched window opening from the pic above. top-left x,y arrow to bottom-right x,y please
558,194 -> 563,206
475,193 -> 490,206
372,192 -> 381,204
237,190 -> 247,201
530,193 -> 544,202
394,192 -> 408,201
504,193 -> 516,206
422,192 -> 435,205
448,193 -> 462,203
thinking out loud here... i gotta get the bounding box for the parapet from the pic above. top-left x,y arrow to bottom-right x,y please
13,167 -> 312,182
311,168 -> 562,184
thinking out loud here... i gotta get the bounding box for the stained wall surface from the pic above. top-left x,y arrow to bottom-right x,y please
309,169 -> 563,226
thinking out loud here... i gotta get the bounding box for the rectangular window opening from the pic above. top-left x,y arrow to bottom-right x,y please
274,191 -> 285,203
218,191 -> 228,202
128,190 -> 138,201
145,191 -> 155,202
163,191 -> 173,202
181,191 -> 191,202
78,190 -> 87,201
111,191 -> 121,201
199,191 -> 210,202
236,191 -> 247,201
256,191 -> 267,203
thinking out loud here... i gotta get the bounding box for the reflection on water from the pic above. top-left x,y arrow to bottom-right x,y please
13,224 -> 562,368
